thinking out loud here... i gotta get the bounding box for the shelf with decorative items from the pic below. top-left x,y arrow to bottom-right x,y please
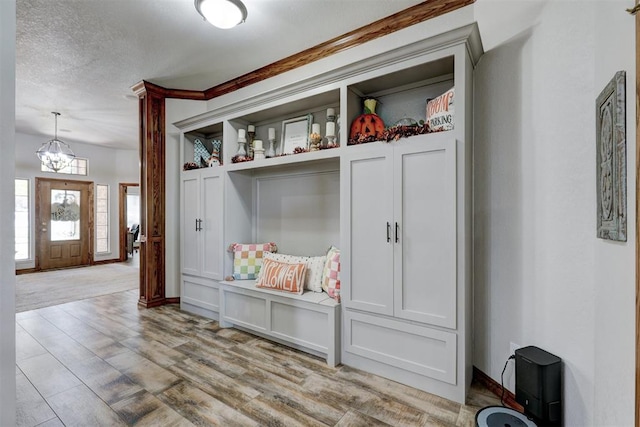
182,121 -> 224,172
226,88 -> 340,168
345,54 -> 456,147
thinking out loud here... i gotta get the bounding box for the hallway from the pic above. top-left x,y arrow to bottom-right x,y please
15,259 -> 138,313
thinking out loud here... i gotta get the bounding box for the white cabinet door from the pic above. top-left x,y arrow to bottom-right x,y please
342,145 -> 394,315
181,174 -> 200,276
393,139 -> 457,328
200,169 -> 223,280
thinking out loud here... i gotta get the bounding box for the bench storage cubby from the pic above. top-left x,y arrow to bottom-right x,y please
219,280 -> 340,367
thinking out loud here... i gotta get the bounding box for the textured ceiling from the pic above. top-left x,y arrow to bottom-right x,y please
16,0 -> 424,150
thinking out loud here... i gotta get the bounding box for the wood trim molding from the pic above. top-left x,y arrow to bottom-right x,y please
635,1 -> 639,425
131,80 -> 207,101
119,184 -> 126,262
203,0 -> 474,99
133,0 -> 474,102
165,297 -> 180,305
473,366 -> 524,412
92,258 -> 121,266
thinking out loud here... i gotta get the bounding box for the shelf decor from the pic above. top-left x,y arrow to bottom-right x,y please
426,87 -> 455,132
206,139 -> 222,167
266,127 -> 276,158
253,139 -> 265,160
309,123 -> 322,151
193,138 -> 213,168
247,125 -> 255,159
281,114 -> 312,155
596,71 -> 627,242
349,98 -> 385,144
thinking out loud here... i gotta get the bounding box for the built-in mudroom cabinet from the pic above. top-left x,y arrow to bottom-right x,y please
180,165 -> 224,318
175,23 -> 482,404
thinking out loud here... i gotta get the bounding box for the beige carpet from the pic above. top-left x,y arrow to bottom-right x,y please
15,263 -> 138,312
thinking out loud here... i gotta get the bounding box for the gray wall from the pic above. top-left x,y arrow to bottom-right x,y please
474,1 -> 635,425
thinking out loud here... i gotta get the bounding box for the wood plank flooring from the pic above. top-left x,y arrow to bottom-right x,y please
16,289 -> 500,426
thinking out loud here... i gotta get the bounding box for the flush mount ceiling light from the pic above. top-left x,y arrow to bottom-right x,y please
36,112 -> 75,172
195,0 -> 247,29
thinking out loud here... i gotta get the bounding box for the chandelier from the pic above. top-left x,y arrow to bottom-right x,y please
36,112 -> 75,172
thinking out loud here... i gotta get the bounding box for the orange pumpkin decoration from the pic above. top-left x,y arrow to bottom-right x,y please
350,99 -> 385,140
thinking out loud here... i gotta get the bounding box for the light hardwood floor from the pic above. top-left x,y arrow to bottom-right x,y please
16,289 -> 500,426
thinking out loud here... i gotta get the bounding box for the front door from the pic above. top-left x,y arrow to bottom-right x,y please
36,178 -> 93,270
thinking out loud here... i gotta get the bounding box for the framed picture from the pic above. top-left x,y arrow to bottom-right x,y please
280,114 -> 312,155
596,70 -> 627,242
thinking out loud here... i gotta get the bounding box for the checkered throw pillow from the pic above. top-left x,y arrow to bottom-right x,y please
321,246 -> 340,302
229,242 -> 277,280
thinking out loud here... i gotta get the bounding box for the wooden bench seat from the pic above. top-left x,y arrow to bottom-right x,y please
219,280 -> 340,367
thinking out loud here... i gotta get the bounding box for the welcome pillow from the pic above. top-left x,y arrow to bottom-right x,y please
255,258 -> 306,294
263,252 -> 326,293
229,242 -> 277,280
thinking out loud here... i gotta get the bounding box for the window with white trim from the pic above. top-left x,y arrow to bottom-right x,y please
96,184 -> 109,253
15,178 -> 30,260
41,157 -> 88,175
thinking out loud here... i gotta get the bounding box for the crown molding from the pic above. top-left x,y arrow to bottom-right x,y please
134,0 -> 474,101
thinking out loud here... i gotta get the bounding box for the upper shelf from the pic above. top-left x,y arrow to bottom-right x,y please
235,89 -> 339,126
349,56 -> 454,98
185,122 -> 223,138
176,23 -> 483,173
225,146 -> 341,173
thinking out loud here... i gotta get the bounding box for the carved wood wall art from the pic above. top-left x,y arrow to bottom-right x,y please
596,70 -> 627,242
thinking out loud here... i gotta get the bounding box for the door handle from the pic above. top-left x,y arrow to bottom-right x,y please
395,222 -> 399,243
195,219 -> 198,231
386,222 -> 391,243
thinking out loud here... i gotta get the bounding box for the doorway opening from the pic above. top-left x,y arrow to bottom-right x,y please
119,183 -> 140,263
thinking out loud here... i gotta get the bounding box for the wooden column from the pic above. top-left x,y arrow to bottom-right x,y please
635,2 -> 640,425
132,81 -> 166,308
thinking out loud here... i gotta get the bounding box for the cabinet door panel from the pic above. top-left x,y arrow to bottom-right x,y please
344,310 -> 457,384
201,171 -> 223,280
181,175 -> 200,275
342,148 -> 394,315
394,140 -> 456,328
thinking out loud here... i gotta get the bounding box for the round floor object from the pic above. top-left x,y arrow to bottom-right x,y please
476,406 -> 537,427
